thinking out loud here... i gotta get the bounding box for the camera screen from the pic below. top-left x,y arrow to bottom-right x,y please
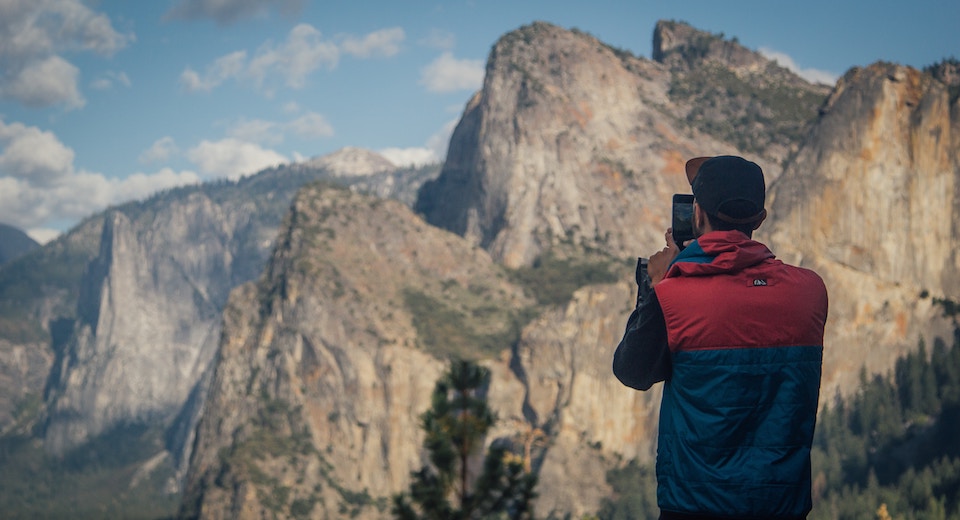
672,194 -> 695,248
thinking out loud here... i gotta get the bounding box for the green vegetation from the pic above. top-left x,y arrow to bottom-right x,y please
403,288 -> 534,361
393,359 -> 537,520
808,331 -> 960,520
0,424 -> 179,519
668,62 -> 828,158
597,458 -> 659,520
507,252 -> 620,307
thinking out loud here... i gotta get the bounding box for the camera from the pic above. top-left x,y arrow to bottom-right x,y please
671,194 -> 695,249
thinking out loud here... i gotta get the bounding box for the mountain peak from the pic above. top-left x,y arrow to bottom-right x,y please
652,19 -> 764,71
304,147 -> 396,177
0,223 -> 39,265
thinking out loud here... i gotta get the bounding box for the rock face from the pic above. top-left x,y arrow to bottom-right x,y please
417,22 -> 708,269
42,192 -> 273,464
417,21 -> 827,269
179,184 -> 532,518
180,182 -> 661,519
303,147 -> 397,177
28,152 -> 438,474
764,62 -> 960,396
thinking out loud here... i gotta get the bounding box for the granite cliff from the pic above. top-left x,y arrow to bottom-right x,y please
417,21 -> 828,269
763,62 -> 960,397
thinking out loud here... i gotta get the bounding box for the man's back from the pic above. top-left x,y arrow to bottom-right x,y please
654,231 -> 828,518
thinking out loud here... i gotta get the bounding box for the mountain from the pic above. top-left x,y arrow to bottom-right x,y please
416,21 -> 828,269
179,182 -> 532,518
0,224 -> 39,266
0,155 -> 439,516
764,61 -> 960,396
1,19 -> 958,520
185,20 -> 960,519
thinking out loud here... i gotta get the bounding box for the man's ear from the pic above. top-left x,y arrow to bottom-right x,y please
751,209 -> 768,230
693,202 -> 708,232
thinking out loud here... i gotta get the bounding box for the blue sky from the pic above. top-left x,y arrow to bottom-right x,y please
0,0 -> 956,243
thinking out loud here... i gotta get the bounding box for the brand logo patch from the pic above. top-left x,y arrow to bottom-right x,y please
753,279 -> 768,286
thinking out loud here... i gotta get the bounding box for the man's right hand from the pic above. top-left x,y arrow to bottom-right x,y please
647,228 -> 680,285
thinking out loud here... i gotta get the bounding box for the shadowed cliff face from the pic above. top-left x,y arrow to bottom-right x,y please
43,194 -> 265,456
764,62 -> 960,397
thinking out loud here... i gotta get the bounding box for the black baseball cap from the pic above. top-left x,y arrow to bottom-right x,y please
684,155 -> 766,224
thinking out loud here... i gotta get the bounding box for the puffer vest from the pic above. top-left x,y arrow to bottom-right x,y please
653,231 -> 828,519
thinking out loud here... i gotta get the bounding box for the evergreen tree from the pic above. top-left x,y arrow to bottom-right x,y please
393,359 -> 538,520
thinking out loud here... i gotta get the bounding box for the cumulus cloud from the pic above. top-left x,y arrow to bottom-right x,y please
759,47 -> 839,86
181,24 -> 404,94
0,119 -> 200,239
165,0 -> 305,25
420,52 -> 485,93
341,27 -> 405,58
139,137 -> 180,164
0,0 -> 132,108
187,138 -> 287,179
0,121 -> 76,186
378,116 -> 459,167
378,147 -> 437,168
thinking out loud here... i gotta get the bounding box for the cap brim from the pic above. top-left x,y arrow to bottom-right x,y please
684,156 -> 712,184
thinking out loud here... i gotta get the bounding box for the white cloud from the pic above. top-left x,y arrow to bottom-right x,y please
112,168 -> 202,202
341,27 -> 405,58
187,138 -> 287,179
420,52 -> 485,93
181,24 -> 405,94
27,228 -> 62,245
165,0 -> 304,25
378,147 -> 438,168
0,0 -> 132,108
0,118 -> 200,237
378,116 -> 459,167
4,56 -> 85,109
759,47 -> 839,86
0,120 -> 76,186
247,24 -> 340,90
287,112 -> 334,139
180,51 -> 248,93
90,70 -> 132,91
139,137 -> 180,164
426,117 -> 460,161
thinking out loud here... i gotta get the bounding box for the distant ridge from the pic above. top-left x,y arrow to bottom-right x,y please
0,224 -> 39,265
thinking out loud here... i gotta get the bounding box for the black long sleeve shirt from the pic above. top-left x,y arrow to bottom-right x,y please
612,275 -> 672,390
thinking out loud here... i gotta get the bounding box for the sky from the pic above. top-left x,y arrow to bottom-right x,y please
0,0 -> 957,244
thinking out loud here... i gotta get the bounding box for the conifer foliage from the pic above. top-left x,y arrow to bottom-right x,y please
393,359 -> 538,520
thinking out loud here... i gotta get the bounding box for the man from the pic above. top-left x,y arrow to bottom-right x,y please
613,156 -> 829,520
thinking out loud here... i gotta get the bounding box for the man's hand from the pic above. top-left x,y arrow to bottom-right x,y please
647,228 -> 680,285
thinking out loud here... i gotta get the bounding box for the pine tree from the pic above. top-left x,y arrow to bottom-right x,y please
393,359 -> 538,520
